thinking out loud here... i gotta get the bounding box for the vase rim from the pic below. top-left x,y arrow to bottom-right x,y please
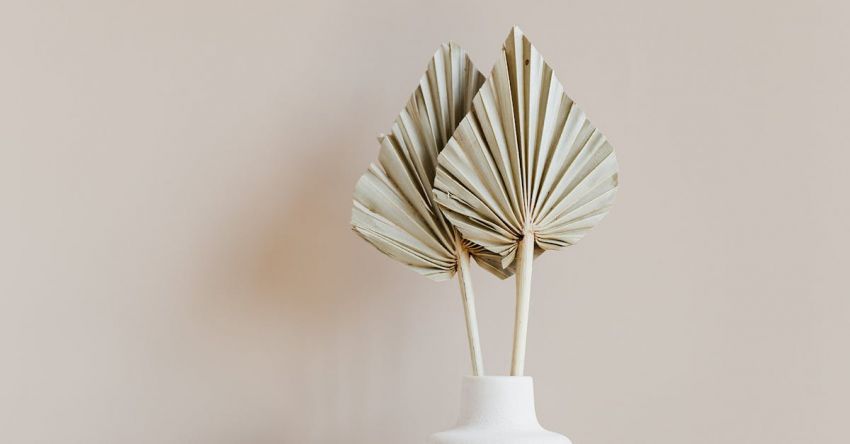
463,375 -> 533,380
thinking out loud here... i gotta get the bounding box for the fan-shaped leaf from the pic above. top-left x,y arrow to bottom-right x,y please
434,27 -> 619,265
352,43 -> 515,280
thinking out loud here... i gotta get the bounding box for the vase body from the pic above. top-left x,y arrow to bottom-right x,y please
428,376 -> 571,444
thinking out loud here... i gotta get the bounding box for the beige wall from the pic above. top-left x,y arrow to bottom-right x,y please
2,1 -> 848,443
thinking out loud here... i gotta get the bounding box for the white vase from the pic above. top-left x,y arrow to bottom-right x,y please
429,376 -> 571,444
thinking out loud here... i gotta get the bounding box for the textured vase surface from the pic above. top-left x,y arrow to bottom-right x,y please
428,376 -> 571,444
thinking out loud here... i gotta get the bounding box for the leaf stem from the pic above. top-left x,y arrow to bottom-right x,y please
511,233 -> 535,376
457,246 -> 484,376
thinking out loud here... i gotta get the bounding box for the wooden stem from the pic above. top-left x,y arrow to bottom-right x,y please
511,233 -> 535,376
457,246 -> 484,376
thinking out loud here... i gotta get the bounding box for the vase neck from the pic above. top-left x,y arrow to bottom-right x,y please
456,376 -> 541,428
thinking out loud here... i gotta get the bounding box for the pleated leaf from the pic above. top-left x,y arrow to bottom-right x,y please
352,43 -> 516,281
434,27 -> 619,266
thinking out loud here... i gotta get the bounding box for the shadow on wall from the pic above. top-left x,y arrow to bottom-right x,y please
187,125 -> 419,442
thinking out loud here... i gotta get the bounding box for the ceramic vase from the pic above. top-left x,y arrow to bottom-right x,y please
429,376 -> 571,444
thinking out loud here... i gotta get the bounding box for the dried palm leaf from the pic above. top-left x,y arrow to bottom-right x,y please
352,43 -> 509,375
434,27 -> 620,375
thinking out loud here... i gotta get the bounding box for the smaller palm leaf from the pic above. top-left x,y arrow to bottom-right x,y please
352,42 -> 514,281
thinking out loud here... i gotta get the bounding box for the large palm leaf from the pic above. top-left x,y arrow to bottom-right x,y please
433,28 -> 620,375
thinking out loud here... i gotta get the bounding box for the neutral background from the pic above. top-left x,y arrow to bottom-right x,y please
2,1 -> 848,443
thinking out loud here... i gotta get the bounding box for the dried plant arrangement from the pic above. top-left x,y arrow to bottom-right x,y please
352,26 -> 619,444
433,27 -> 620,376
351,43 -> 516,376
